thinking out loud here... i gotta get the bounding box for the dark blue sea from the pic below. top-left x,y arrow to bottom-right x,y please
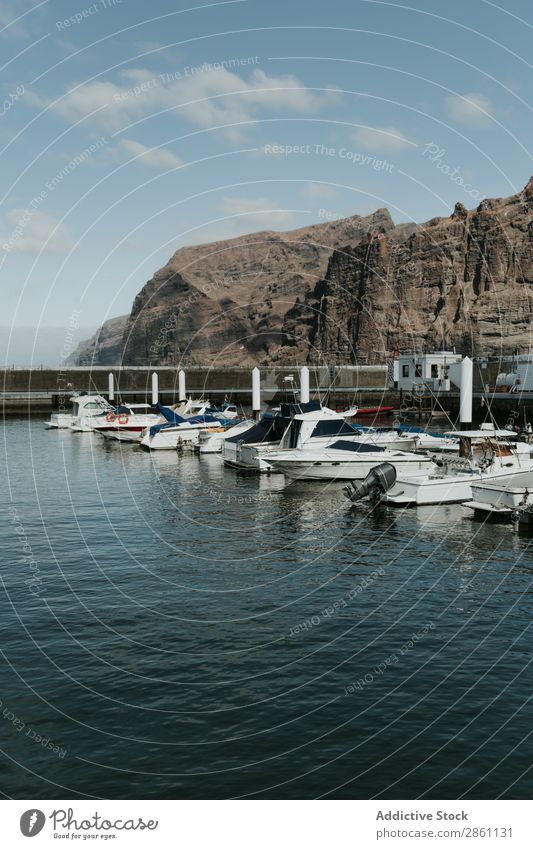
1,418 -> 532,799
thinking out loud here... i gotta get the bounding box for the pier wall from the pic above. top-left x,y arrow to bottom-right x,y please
3,365 -> 533,422
1,365 -> 390,414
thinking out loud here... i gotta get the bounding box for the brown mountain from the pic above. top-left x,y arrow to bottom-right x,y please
119,208 -> 395,366
312,178 -> 533,362
69,179 -> 533,366
65,314 -> 128,366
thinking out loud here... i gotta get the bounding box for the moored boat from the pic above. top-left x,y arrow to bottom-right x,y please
90,404 -> 161,441
464,472 -> 533,520
223,403 -> 372,473
139,403 -> 225,450
45,393 -> 111,429
267,440 -> 437,481
382,431 -> 533,506
196,419 -> 254,454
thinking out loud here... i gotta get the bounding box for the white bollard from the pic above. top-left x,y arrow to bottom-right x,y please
459,356 -> 473,426
300,366 -> 310,404
178,369 -> 186,402
252,367 -> 261,419
108,372 -> 114,402
151,372 -> 159,406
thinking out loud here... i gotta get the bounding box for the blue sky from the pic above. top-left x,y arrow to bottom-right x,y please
2,0 -> 533,360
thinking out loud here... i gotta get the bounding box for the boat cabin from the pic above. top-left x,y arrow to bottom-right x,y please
279,408 -> 357,450
70,394 -> 110,416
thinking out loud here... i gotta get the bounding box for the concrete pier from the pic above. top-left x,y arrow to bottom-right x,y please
1,365 -> 390,414
3,364 -> 533,422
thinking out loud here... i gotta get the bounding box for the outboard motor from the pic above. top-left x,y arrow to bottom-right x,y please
343,463 -> 397,505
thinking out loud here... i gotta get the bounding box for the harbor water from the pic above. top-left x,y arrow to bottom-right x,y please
1,418 -> 532,799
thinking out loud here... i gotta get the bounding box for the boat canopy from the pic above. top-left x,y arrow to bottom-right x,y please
149,403 -> 219,436
225,417 -> 285,445
155,403 -> 187,424
329,440 -> 386,453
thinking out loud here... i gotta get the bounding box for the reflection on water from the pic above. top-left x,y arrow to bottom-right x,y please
1,419 -> 532,799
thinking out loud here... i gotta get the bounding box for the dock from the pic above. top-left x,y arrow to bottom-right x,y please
2,365 -> 390,415
3,365 -> 533,422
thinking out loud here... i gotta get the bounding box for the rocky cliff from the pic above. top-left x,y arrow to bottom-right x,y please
70,179 -> 533,366
65,314 -> 128,366
312,178 -> 533,362
120,209 -> 395,366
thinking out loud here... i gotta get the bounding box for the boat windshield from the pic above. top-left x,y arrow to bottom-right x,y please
310,420 -> 356,438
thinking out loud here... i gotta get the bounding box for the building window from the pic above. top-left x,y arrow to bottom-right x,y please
431,364 -> 439,378
415,364 -> 422,377
402,365 -> 410,377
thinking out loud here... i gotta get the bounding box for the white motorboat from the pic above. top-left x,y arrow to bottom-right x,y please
382,431 -> 533,506
139,403 -> 224,450
222,405 -> 377,472
267,440 -> 438,480
174,399 -> 210,417
463,471 -> 533,519
206,402 -> 240,420
90,404 -> 161,441
45,393 -> 111,429
196,419 -> 254,454
226,407 -> 420,473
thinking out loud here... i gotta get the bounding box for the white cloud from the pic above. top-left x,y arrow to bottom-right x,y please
352,126 -> 416,152
119,139 -> 182,169
445,93 -> 495,127
40,66 -> 338,138
220,196 -> 297,230
2,210 -> 73,255
301,183 -> 339,200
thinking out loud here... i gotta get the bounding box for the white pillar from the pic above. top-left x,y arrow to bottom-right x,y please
300,366 -> 310,404
178,369 -> 186,402
252,367 -> 261,418
151,372 -> 159,406
108,372 -> 114,402
459,356 -> 473,426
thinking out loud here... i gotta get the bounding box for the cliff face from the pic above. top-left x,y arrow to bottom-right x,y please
312,179 -> 533,362
71,179 -> 533,366
120,209 -> 395,366
65,314 -> 128,366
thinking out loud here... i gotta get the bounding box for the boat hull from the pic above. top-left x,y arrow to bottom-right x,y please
463,472 -> 533,519
384,462 -> 533,506
268,456 -> 436,481
97,428 -> 146,442
140,425 -> 216,450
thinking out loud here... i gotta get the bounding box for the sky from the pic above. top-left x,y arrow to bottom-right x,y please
1,0 -> 533,362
